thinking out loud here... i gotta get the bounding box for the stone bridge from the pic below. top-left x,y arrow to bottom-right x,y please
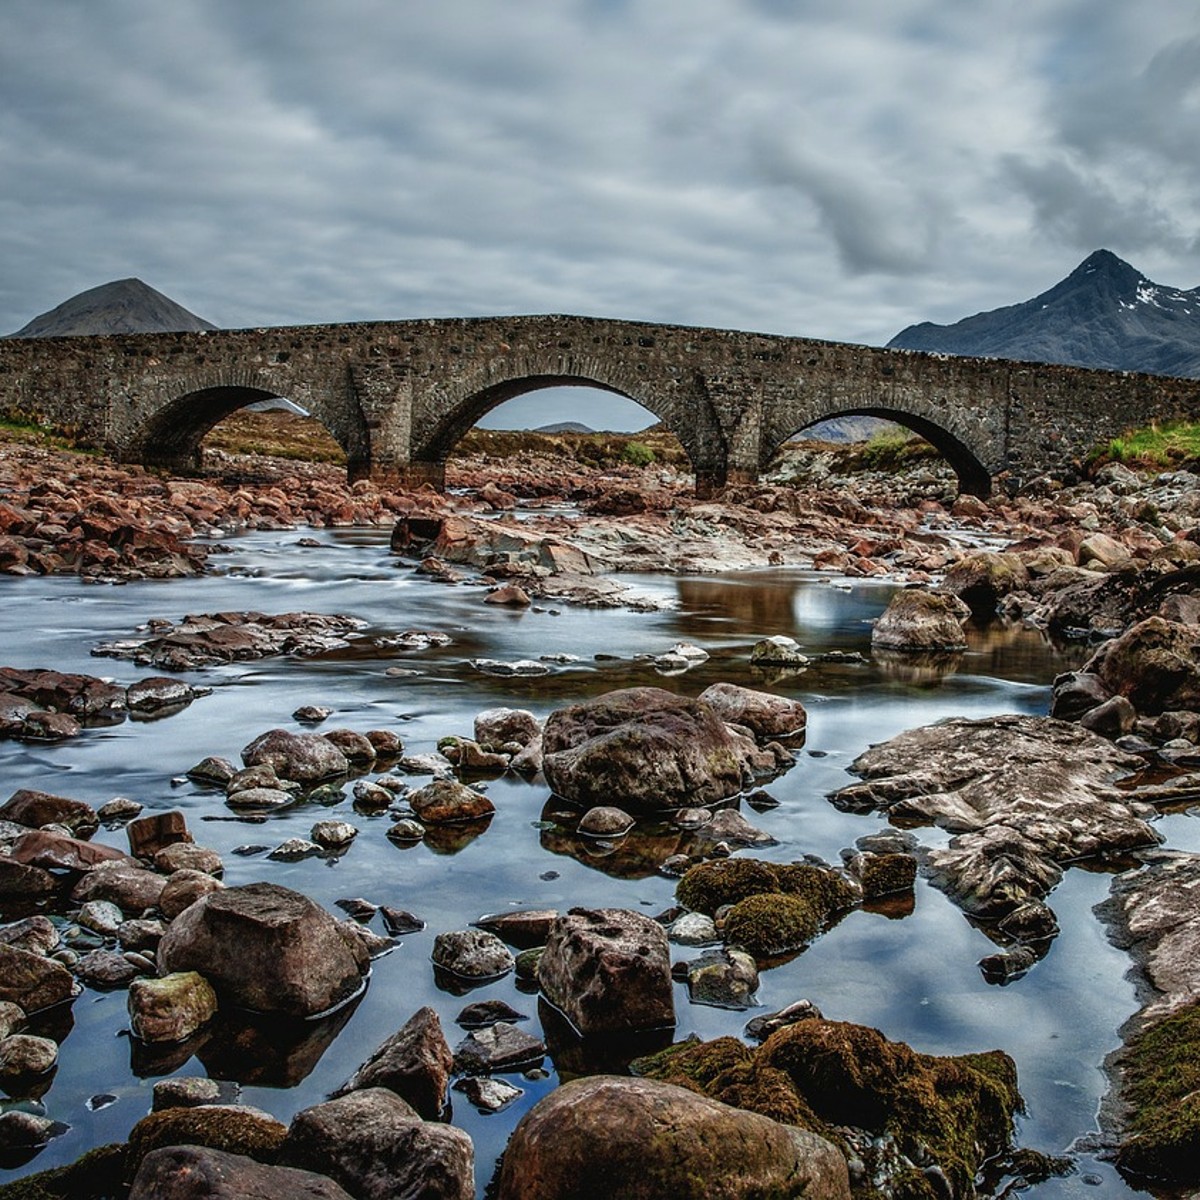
2,314 -> 1198,497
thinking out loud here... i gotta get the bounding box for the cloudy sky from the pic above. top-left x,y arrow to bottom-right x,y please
2,2 -> 1198,369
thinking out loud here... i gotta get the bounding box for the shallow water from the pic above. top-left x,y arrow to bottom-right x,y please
2,528 -> 1197,1197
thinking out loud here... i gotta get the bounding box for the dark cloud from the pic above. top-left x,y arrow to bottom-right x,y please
2,0 -> 1198,347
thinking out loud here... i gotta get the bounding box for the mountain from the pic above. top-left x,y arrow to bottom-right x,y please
534,421 -> 595,434
7,278 -> 216,337
888,250 -> 1200,378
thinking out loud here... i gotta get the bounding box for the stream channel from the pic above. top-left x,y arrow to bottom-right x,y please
2,523 -> 1198,1197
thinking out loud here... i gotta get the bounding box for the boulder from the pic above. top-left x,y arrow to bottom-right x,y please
542,687 -> 749,813
157,883 -> 368,1018
537,907 -> 674,1036
126,1107 -> 290,1180
129,1145 -> 354,1200
697,682 -> 807,742
749,636 -> 809,668
1084,616 -> 1200,716
333,1006 -> 454,1119
280,1088 -> 474,1200
71,861 -> 167,912
452,1022 -> 546,1074
871,589 -> 970,651
0,788 -> 98,836
496,1075 -> 850,1200
431,930 -> 514,981
408,778 -> 495,824
939,551 -> 1029,616
12,829 -> 133,873
159,868 -> 224,919
241,728 -> 348,785
473,706 -> 541,751
0,943 -> 77,1013
0,1033 -> 58,1079
128,972 -> 219,1043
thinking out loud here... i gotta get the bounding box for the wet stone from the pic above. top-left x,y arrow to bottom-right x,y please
152,1076 -> 241,1111
77,899 -> 124,937
453,1075 -> 523,1112
455,999 -> 527,1029
0,1033 -> 58,1079
453,1021 -> 547,1074
432,929 -> 514,980
312,820 -> 359,849
76,948 -> 143,988
381,907 -> 425,935
267,837 -> 322,862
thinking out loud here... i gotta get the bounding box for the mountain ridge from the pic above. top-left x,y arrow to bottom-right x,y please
7,278 -> 216,338
888,250 -> 1200,378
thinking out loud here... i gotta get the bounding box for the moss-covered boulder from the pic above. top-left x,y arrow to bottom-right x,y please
635,1020 -> 1021,1199
1115,1000 -> 1200,1184
123,1104 -> 288,1182
676,858 -> 780,915
759,1020 -> 1019,1196
723,893 -> 820,955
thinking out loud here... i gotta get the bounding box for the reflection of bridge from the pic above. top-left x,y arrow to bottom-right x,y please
2,314 -> 1197,497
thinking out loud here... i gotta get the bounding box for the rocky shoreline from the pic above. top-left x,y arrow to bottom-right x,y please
3,433 -> 1200,1197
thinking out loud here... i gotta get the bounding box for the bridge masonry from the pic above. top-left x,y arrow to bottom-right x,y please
1,314 -> 1197,498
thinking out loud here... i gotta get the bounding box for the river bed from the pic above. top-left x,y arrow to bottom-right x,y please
2,526 -> 1198,1197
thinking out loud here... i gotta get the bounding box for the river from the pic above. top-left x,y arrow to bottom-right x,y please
2,525 -> 1197,1197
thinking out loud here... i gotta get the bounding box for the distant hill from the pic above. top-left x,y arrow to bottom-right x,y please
533,421 -> 594,434
7,278 -> 217,338
888,250 -> 1200,378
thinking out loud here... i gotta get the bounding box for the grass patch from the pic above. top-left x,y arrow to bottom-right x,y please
839,429 -> 941,473
452,426 -> 687,469
1090,421 -> 1200,472
203,410 -> 347,464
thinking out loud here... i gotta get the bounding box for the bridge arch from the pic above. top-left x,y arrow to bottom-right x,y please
410,361 -> 720,487
119,371 -> 371,479
764,393 -> 1001,498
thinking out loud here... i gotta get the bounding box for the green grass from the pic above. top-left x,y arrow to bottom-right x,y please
1091,421 -> 1200,471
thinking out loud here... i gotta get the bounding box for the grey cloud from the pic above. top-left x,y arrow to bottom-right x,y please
2,1 -> 1199,347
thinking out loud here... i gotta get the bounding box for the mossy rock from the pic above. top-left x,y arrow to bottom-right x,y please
0,1145 -> 125,1200
675,858 -> 780,915
631,1035 -> 752,1089
722,892 -> 820,955
1116,999 -> 1200,1183
124,1105 -> 288,1180
759,1020 -> 1019,1196
772,862 -> 860,914
631,1037 -> 824,1132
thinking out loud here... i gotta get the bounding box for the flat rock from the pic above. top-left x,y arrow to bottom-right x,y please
831,715 -> 1155,930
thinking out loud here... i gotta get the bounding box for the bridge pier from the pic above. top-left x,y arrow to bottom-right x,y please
370,460 -> 446,493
